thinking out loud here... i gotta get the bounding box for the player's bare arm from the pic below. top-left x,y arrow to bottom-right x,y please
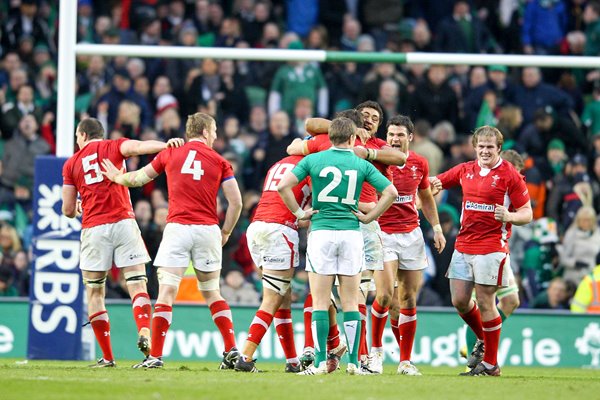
353,184 -> 397,224
429,176 -> 443,196
287,138 -> 308,156
277,172 -> 318,220
418,187 -> 446,253
358,201 -> 376,213
100,158 -> 159,187
494,201 -> 533,226
119,138 -> 184,157
221,178 -> 243,246
61,185 -> 79,218
305,117 -> 331,136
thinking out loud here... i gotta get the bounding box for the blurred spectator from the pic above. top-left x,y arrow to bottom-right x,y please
558,206 -> 600,285
325,62 -> 363,114
359,61 -> 408,111
513,67 -> 574,126
412,19 -> 433,52
410,119 -> 443,175
253,111 -> 297,182
220,269 -> 260,305
522,0 -> 567,55
410,65 -> 459,128
340,16 -> 362,51
584,1 -> 600,56
268,42 -> 328,117
12,249 -> 29,296
582,82 -> 600,136
532,277 -> 570,309
291,97 -> 313,136
215,60 -> 250,123
571,252 -> 600,313
0,265 -> 18,297
434,0 -> 498,53
1,0 -> 55,56
286,0 -> 318,39
521,217 -> 560,299
1,84 -> 43,139
536,138 -> 568,182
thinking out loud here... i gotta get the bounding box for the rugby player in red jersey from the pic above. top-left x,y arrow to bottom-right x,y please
101,112 -> 243,369
62,117 -> 183,367
430,126 -> 532,376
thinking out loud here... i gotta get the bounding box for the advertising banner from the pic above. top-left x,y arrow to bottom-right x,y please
27,156 -> 84,360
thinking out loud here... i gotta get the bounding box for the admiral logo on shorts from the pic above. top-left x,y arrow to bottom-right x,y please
263,256 -> 285,263
394,194 -> 413,204
464,201 -> 495,212
205,259 -> 219,265
128,253 -> 145,260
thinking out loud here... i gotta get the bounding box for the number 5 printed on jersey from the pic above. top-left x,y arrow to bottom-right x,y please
82,153 -> 103,184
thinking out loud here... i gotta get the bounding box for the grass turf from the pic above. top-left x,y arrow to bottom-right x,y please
1,359 -> 599,400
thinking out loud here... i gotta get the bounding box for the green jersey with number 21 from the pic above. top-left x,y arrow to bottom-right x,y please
292,147 -> 391,231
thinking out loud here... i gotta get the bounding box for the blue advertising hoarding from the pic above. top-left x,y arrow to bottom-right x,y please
28,156 -> 84,359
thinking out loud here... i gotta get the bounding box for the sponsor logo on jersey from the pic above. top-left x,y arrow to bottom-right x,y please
394,194 -> 414,204
464,201 -> 495,212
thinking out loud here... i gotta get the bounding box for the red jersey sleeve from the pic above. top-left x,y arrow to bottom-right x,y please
438,163 -> 463,189
507,169 -> 530,209
150,149 -> 168,175
62,158 -> 74,186
419,158 -> 430,190
305,135 -> 331,154
113,137 -> 130,158
221,159 -> 235,181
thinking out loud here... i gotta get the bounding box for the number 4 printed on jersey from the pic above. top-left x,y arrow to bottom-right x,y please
181,150 -> 205,180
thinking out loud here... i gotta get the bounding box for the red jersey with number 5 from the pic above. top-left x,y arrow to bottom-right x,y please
151,140 -> 234,225
62,138 -> 134,228
437,159 -> 530,254
379,152 -> 430,234
252,155 -> 311,229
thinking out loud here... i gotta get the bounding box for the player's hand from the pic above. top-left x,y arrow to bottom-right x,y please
352,209 -> 372,224
429,176 -> 442,196
433,230 -> 446,253
299,208 -> 318,220
356,128 -> 370,143
494,204 -> 512,223
166,138 -> 185,148
221,230 -> 231,246
75,200 -> 83,218
100,159 -> 124,182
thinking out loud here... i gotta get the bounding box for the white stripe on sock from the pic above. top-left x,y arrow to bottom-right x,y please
399,313 -> 417,325
153,311 -> 172,324
250,316 -> 270,330
212,310 -> 232,321
482,323 -> 502,332
273,318 -> 292,326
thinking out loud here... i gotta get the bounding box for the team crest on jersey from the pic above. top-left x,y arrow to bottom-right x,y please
491,175 -> 500,187
410,165 -> 418,179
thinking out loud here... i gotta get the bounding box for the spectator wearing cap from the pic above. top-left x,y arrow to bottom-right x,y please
513,67 -> 574,126
519,106 -> 586,158
433,0 -> 499,54
1,0 -> 55,56
536,138 -> 568,182
558,206 -> 600,285
94,69 -> 152,130
464,65 -> 518,130
547,153 -> 595,232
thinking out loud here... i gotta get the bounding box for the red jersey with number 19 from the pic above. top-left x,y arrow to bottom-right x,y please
379,152 -> 430,234
151,140 -> 234,225
437,159 -> 530,254
62,138 -> 134,229
252,155 -> 311,229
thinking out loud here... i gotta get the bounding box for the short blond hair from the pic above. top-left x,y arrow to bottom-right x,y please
185,112 -> 215,140
472,125 -> 504,148
328,117 -> 356,145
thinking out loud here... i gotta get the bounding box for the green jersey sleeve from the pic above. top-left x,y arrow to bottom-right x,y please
292,156 -> 310,182
364,161 -> 391,193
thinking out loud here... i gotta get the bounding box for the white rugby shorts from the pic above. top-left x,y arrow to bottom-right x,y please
306,230 -> 363,276
447,250 -> 510,287
360,220 -> 384,271
154,223 -> 222,272
381,227 -> 428,271
80,218 -> 150,271
246,221 -> 299,270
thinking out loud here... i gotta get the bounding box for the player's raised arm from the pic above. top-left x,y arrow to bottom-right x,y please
119,138 -> 184,157
220,178 -> 243,246
100,158 -> 159,187
305,117 -> 331,136
287,138 -> 307,156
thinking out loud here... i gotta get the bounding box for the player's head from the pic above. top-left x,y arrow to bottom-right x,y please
335,109 -> 363,128
472,125 -> 504,168
355,100 -> 383,136
186,112 -> 216,146
329,117 -> 357,146
500,149 -> 524,173
386,115 -> 414,154
76,118 -> 105,147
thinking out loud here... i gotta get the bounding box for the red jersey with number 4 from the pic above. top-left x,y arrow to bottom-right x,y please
62,138 -> 134,229
437,159 -> 530,254
355,136 -> 389,204
252,155 -> 311,229
151,140 -> 234,225
379,152 -> 430,234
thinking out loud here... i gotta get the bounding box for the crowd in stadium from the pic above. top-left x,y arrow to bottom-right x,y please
0,0 -> 600,314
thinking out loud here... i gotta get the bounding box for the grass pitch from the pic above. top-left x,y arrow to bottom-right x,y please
1,359 -> 599,400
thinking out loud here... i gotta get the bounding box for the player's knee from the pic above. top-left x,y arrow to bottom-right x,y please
262,273 -> 291,297
376,292 -> 394,308
157,269 -> 182,289
124,271 -> 148,286
198,277 -> 220,292
83,276 -> 107,291
500,294 -> 520,314
452,296 -> 471,313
